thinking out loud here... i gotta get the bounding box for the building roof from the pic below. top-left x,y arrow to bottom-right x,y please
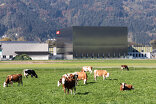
1,43 -> 48,55
0,41 -> 39,43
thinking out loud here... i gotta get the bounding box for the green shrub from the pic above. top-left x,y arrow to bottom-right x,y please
12,54 -> 32,60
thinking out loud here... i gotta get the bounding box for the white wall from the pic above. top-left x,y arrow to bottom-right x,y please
29,55 -> 49,60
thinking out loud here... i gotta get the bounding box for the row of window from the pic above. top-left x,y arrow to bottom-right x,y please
2,55 -> 13,59
128,54 -> 146,57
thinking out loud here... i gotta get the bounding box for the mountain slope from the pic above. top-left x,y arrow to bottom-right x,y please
0,0 -> 156,44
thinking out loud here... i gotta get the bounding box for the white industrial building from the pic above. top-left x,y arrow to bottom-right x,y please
0,41 -> 49,60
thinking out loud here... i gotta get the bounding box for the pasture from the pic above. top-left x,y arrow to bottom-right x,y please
0,59 -> 156,104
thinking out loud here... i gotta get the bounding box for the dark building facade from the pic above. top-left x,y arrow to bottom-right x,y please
56,26 -> 128,59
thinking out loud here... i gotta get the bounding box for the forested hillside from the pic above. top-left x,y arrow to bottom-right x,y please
0,0 -> 156,44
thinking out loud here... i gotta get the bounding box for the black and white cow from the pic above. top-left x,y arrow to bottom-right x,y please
23,69 -> 38,78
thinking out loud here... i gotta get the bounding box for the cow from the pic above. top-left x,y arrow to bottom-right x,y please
121,65 -> 129,71
81,66 -> 93,74
23,69 -> 38,78
94,70 -> 109,81
3,74 -> 23,87
120,83 -> 134,91
62,74 -> 77,95
58,73 -> 78,87
75,72 -> 87,84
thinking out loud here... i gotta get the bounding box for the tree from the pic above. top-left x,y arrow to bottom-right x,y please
0,37 -> 12,41
150,40 -> 156,49
17,36 -> 25,41
12,54 -> 32,60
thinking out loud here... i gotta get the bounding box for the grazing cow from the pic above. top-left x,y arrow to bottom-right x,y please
81,66 -> 93,74
94,70 -> 109,81
3,74 -> 23,87
23,69 -> 38,78
120,83 -> 134,91
62,74 -> 77,95
75,72 -> 87,84
121,65 -> 129,71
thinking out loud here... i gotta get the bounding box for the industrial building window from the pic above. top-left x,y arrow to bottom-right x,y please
3,55 -> 6,59
9,55 -> 13,59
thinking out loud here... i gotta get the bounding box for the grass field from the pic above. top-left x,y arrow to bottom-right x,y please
0,60 -> 156,104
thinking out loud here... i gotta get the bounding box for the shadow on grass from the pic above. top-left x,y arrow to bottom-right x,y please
77,92 -> 90,95
108,78 -> 118,80
87,82 -> 96,84
78,82 -> 96,86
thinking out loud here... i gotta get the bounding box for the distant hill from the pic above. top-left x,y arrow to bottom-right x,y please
0,0 -> 156,44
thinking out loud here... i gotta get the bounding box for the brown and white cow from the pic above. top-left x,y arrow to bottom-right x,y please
120,83 -> 134,91
94,70 -> 109,81
62,74 -> 77,95
57,73 -> 78,87
3,74 -> 23,87
75,72 -> 87,84
81,66 -> 93,74
121,65 -> 129,71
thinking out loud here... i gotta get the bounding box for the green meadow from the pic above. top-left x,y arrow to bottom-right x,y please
0,60 -> 156,104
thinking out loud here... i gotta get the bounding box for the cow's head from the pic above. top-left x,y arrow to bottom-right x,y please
3,82 -> 8,87
120,83 -> 125,89
106,73 -> 109,78
58,78 -> 62,87
35,74 -> 38,78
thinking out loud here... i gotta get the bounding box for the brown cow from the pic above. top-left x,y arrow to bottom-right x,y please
75,72 -> 87,84
57,73 -> 78,87
94,70 -> 109,81
120,83 -> 134,91
62,74 -> 77,95
121,65 -> 129,71
3,74 -> 23,87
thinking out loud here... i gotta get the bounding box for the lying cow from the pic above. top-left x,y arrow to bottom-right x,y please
3,74 -> 23,87
120,83 -> 134,91
94,70 -> 109,81
62,74 -> 77,95
121,65 -> 129,71
23,69 -> 38,78
75,72 -> 87,84
81,66 -> 93,74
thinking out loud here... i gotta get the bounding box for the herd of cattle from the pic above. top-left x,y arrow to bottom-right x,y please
2,65 -> 133,95
57,65 -> 133,94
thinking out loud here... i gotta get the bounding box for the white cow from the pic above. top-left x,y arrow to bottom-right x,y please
81,66 -> 93,74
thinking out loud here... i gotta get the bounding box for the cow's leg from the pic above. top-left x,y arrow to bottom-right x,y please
18,82 -> 20,86
31,74 -> 33,78
74,87 -> 76,95
67,89 -> 69,94
94,75 -> 97,81
71,89 -> 73,95
90,71 -> 92,74
10,81 -> 13,87
64,88 -> 66,94
21,80 -> 23,86
84,79 -> 87,84
103,75 -> 105,80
